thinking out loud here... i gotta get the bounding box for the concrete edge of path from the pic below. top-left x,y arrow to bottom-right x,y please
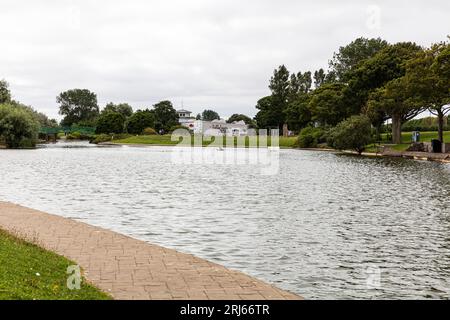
0,201 -> 303,300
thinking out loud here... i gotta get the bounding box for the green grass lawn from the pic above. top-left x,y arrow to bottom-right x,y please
365,131 -> 450,153
0,229 -> 111,300
113,134 -> 298,149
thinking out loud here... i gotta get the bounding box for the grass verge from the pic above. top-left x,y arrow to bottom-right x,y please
0,229 -> 111,300
113,134 -> 298,148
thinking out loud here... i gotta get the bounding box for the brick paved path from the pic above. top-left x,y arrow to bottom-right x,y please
0,202 -> 301,300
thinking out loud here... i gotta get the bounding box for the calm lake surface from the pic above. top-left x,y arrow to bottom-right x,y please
1,141 -> 449,299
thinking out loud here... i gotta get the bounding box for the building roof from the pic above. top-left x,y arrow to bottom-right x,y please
177,109 -> 192,113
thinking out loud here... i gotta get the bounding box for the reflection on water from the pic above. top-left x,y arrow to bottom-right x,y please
1,142 -> 449,299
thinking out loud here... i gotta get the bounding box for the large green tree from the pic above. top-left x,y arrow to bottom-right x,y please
102,103 -> 133,118
309,83 -> 347,126
404,42 -> 450,142
152,100 -> 178,132
126,109 -> 155,134
284,94 -> 312,132
96,112 -> 126,134
329,37 -> 388,81
367,77 -> 424,144
255,65 -> 290,130
347,42 -> 423,122
57,89 -> 99,126
0,80 -> 11,104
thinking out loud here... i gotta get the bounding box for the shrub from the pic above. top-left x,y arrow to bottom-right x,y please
96,112 -> 126,134
168,125 -> 191,134
142,127 -> 157,135
298,127 -> 327,148
66,131 -> 94,140
0,103 -> 39,148
328,115 -> 373,154
91,134 -> 112,144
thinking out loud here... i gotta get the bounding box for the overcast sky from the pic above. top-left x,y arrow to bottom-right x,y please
1,0 -> 449,120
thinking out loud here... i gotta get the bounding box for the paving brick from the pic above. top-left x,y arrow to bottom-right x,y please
0,202 -> 302,300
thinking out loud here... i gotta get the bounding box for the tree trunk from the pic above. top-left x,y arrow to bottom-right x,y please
438,110 -> 444,143
392,114 -> 402,144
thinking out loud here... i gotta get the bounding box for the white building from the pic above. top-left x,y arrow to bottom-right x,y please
177,110 -> 249,136
177,109 -> 196,129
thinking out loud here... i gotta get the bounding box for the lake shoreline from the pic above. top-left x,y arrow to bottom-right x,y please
102,141 -> 450,163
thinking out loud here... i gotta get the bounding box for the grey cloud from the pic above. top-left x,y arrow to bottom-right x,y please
1,0 -> 449,119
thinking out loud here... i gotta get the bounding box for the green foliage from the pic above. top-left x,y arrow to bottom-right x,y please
202,109 -> 220,121
102,103 -> 133,117
126,109 -> 155,134
153,100 -> 179,132
298,127 -> 327,148
402,117 -> 450,132
57,89 -> 99,127
328,115 -> 373,154
142,127 -> 158,135
226,114 -> 256,127
309,83 -> 347,126
284,95 -> 312,132
0,229 -> 111,300
91,134 -> 112,144
66,131 -> 94,141
96,112 -> 126,134
0,80 -> 12,104
0,104 -> 39,148
329,37 -> 388,81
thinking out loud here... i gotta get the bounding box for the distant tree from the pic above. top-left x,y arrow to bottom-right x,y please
102,103 -> 133,118
153,100 -> 179,132
0,103 -> 39,148
255,96 -> 282,129
284,95 -> 312,132
313,69 -> 326,88
202,109 -> 220,121
226,114 -> 256,127
57,89 -> 99,126
328,115 -> 373,154
196,113 -> 202,120
329,37 -> 388,81
254,65 -> 290,130
0,80 -> 11,104
309,83 -> 347,126
289,71 -> 312,98
96,112 -> 126,134
126,109 -> 155,134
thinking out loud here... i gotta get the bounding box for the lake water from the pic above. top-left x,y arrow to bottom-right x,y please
0,141 -> 449,299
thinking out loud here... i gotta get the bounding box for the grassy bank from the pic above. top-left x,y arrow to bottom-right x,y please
113,134 -> 298,148
365,131 -> 450,153
0,229 -> 111,300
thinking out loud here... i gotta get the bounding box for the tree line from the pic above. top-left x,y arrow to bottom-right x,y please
255,37 -> 450,144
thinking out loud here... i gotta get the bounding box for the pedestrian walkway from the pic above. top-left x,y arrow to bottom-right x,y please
0,202 -> 302,300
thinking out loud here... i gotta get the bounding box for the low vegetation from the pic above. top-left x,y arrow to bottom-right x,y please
0,229 -> 110,300
113,134 -> 297,148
